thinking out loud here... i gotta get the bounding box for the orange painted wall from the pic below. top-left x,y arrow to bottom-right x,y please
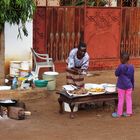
85,8 -> 121,60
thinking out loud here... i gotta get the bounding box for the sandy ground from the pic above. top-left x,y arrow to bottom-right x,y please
1,68 -> 140,140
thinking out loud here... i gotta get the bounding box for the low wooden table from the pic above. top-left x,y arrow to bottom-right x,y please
56,90 -> 118,118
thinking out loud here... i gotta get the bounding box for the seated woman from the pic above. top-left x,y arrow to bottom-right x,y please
66,42 -> 89,88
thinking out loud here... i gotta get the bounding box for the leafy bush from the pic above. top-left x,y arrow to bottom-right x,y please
61,0 -> 108,6
0,0 -> 36,37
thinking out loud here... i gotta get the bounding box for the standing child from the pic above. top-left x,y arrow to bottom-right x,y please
112,52 -> 134,118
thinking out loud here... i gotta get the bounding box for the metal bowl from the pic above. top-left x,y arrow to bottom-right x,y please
0,99 -> 17,107
105,84 -> 116,93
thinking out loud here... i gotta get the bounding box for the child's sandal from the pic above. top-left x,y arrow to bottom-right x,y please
123,112 -> 132,117
112,112 -> 121,118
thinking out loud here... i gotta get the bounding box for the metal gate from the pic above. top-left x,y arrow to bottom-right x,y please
33,1 -> 140,71
121,8 -> 140,57
33,6 -> 85,62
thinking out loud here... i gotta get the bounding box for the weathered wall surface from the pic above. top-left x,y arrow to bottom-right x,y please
5,22 -> 33,75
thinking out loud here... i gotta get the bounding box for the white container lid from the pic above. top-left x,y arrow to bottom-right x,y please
0,86 -> 11,90
43,72 -> 59,76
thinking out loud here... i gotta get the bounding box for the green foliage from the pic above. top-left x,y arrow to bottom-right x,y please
75,0 -> 85,6
87,0 -> 96,6
0,0 -> 36,38
62,0 -> 107,6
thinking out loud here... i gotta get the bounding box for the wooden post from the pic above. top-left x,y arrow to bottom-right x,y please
0,26 -> 5,85
84,0 -> 87,42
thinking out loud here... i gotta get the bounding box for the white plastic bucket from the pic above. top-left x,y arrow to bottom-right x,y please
64,102 -> 78,112
10,61 -> 21,77
21,61 -> 30,70
42,72 -> 59,90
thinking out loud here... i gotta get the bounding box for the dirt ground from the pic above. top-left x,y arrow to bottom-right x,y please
1,68 -> 140,140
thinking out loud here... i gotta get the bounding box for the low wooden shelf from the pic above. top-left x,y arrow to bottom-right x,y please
56,90 -> 118,119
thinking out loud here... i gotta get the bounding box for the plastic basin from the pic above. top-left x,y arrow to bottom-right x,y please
34,80 -> 48,88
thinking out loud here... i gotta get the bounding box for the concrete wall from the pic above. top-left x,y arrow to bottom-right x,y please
4,21 -> 33,76
36,0 -> 46,6
4,0 -> 60,76
36,0 -> 59,6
